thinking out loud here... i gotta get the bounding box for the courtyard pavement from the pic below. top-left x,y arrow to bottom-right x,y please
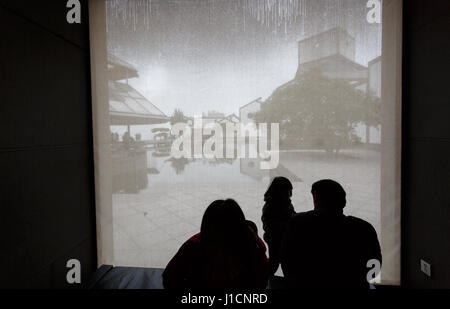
111,148 -> 381,272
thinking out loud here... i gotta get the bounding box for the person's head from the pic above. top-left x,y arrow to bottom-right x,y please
311,179 -> 346,211
264,177 -> 293,202
200,199 -> 248,249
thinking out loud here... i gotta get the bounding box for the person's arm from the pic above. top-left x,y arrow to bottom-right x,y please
280,217 -> 296,282
367,224 -> 382,267
358,222 -> 382,285
251,234 -> 271,288
246,220 -> 258,234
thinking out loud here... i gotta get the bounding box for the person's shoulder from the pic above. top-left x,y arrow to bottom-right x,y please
346,215 -> 377,232
290,210 -> 315,222
188,233 -> 201,242
181,233 -> 201,248
293,210 -> 315,217
285,211 -> 316,233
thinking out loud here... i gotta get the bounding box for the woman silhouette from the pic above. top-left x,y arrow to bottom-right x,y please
261,177 -> 296,275
163,199 -> 269,288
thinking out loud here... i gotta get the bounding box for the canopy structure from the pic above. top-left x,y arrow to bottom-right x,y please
108,54 -> 169,126
109,81 -> 168,125
108,53 -> 138,81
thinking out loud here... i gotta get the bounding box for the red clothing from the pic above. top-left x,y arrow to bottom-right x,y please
162,231 -> 270,288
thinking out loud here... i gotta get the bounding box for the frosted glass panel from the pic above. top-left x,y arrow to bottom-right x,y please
89,0 -> 401,285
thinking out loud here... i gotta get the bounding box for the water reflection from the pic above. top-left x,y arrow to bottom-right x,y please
165,157 -> 190,175
112,145 -> 301,194
112,147 -> 149,194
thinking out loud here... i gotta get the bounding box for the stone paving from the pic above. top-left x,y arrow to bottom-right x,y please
111,148 -> 381,270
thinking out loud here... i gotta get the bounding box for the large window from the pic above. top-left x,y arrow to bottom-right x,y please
89,0 -> 401,284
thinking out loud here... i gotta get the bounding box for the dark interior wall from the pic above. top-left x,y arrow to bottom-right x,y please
0,0 -> 449,290
0,0 -> 96,288
402,0 -> 450,288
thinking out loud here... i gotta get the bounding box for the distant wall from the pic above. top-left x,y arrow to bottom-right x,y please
402,0 -> 450,288
0,0 -> 96,288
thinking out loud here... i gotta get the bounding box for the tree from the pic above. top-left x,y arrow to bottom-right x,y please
253,69 -> 380,154
170,108 -> 186,125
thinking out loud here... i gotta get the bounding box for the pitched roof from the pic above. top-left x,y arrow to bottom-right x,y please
108,54 -> 139,81
109,81 -> 168,125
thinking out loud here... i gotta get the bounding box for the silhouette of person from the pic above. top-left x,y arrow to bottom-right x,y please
280,179 -> 382,288
162,199 -> 270,288
261,177 -> 296,275
122,131 -> 130,149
